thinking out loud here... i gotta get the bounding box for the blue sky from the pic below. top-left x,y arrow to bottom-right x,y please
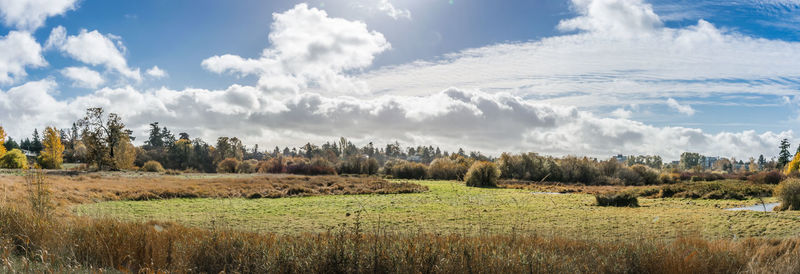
1,0 -> 799,160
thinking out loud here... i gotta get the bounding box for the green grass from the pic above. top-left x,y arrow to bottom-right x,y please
74,180 -> 800,240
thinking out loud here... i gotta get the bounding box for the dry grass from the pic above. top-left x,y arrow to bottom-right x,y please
0,173 -> 426,212
1,204 -> 800,273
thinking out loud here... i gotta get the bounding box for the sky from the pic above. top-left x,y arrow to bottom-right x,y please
0,0 -> 799,161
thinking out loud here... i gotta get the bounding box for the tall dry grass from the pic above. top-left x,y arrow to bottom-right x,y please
1,204 -> 800,273
1,171 -> 799,273
0,174 -> 426,212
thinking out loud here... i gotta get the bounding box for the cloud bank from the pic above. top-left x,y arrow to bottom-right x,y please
0,1 -> 796,161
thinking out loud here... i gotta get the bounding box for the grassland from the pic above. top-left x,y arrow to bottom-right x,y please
0,172 -> 425,213
74,180 -> 800,240
3,171 -> 800,272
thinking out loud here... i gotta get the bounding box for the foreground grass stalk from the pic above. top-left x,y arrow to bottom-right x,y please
1,205 -> 800,273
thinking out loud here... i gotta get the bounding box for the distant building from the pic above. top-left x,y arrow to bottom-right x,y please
614,154 -> 627,162
703,156 -> 718,169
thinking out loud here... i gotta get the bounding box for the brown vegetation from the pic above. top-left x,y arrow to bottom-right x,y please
0,173 -> 427,211
1,205 -> 799,273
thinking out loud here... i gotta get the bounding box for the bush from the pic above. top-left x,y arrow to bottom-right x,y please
614,167 -> 642,186
748,171 -> 785,185
258,157 -> 284,173
630,164 -> 659,185
216,158 -> 240,173
141,160 -> 165,172
558,156 -> 600,184
237,159 -> 258,174
284,157 -> 336,175
464,161 -> 500,187
775,179 -> 800,211
0,149 -> 27,169
383,160 -> 428,179
595,191 -> 639,207
428,157 -> 468,180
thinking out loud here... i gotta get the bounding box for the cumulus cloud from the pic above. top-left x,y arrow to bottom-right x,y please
146,66 -> 167,78
558,0 -> 662,37
202,3 -> 390,95
61,66 -> 104,88
0,81 -> 789,160
0,31 -> 46,84
0,0 -> 77,31
666,98 -> 695,116
361,0 -> 800,109
46,26 -> 142,81
377,0 -> 411,20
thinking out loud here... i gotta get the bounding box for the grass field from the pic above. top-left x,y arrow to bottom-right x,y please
74,180 -> 800,240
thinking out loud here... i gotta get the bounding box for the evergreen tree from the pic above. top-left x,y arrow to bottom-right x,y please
4,137 -> 19,151
31,129 -> 43,153
779,138 -> 791,168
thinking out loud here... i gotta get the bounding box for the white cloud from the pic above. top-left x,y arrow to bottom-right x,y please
0,31 -> 46,84
377,0 -> 411,20
611,107 -> 633,118
146,66 -> 167,78
361,0 -> 800,110
0,81 -> 789,161
61,66 -> 104,88
46,26 -> 142,81
558,0 -> 662,37
0,0 -> 77,31
666,98 -> 695,116
202,3 -> 390,95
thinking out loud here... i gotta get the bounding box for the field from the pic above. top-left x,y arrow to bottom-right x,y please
3,171 -> 800,272
71,178 -> 800,239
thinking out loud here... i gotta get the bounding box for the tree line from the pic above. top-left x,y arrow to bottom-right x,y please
0,108 -> 798,185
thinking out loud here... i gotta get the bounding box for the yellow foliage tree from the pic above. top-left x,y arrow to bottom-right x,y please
38,127 -> 65,169
785,153 -> 800,176
0,125 -> 6,157
113,135 -> 136,170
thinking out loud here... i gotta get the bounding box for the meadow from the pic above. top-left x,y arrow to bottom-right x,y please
73,178 -> 800,240
2,171 -> 800,272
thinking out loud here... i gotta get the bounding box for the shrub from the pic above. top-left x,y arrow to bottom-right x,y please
775,179 -> 800,211
429,157 -> 467,180
630,164 -> 659,185
464,161 -> 500,187
595,191 -> 639,207
748,171 -> 785,185
558,156 -> 601,184
216,158 -> 240,173
658,173 -> 677,184
0,149 -> 27,169
141,160 -> 165,172
614,167 -> 642,186
282,157 -> 336,175
237,159 -> 258,174
383,160 -> 428,179
258,157 -> 284,173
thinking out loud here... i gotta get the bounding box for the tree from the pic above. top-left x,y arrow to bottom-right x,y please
31,129 -> 43,153
38,127 -> 65,169
78,108 -> 131,170
0,125 -> 6,156
4,137 -> 19,151
779,138 -> 792,168
758,154 -> 766,170
168,138 -> 193,169
145,122 -> 164,149
679,152 -> 702,171
113,135 -> 136,170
